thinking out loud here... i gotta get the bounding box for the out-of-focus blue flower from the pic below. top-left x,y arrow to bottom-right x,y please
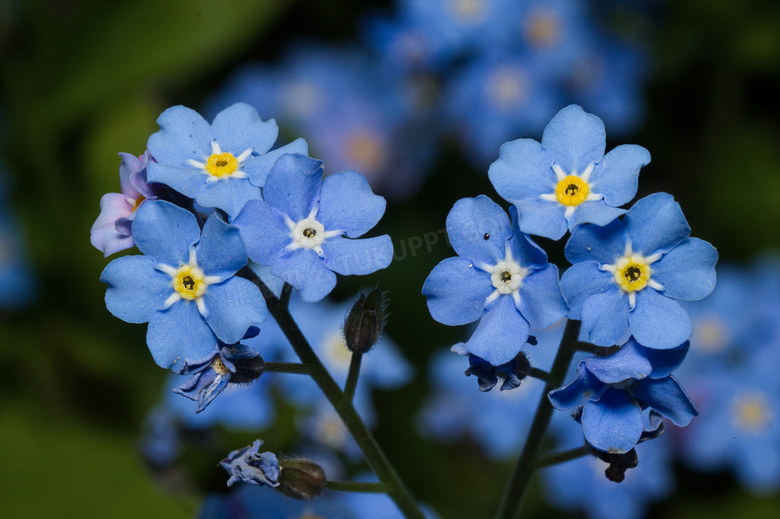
561,192 -> 718,348
442,52 -> 561,166
489,105 -> 650,240
199,484 -> 358,519
101,200 -> 267,369
0,171 -> 35,309
146,103 -> 307,218
220,440 -> 280,488
173,343 -> 264,413
233,154 -> 393,302
549,339 -> 696,453
138,407 -> 181,468
543,421 -> 674,519
422,195 -> 567,366
567,36 -> 649,136
90,152 -> 157,257
678,343 -> 780,493
205,45 -> 434,200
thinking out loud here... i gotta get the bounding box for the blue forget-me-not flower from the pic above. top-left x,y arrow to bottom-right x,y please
561,192 -> 718,348
100,200 -> 267,369
422,195 -> 568,366
549,339 -> 697,453
488,104 -> 650,240
146,103 -> 307,218
233,153 -> 393,302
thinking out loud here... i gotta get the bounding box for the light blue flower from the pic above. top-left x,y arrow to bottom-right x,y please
100,200 -> 267,369
146,103 -> 307,218
442,51 -> 561,166
549,339 -> 697,453
488,104 -> 651,240
561,192 -> 718,348
220,440 -> 280,488
233,153 -> 393,302
90,152 -> 157,257
422,195 -> 568,366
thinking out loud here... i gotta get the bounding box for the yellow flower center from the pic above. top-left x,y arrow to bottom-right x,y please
555,175 -> 590,206
613,256 -> 652,293
172,265 -> 208,300
205,152 -> 239,178
130,195 -> 146,212
732,393 -> 772,432
211,357 -> 231,376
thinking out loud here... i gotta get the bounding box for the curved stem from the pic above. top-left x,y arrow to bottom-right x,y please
239,269 -> 424,519
494,319 -> 582,519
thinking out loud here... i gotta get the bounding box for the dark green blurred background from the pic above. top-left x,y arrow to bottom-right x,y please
1,0 -> 780,517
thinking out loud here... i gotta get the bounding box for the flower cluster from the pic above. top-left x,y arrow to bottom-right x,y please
423,105 -> 717,459
93,103 -> 393,410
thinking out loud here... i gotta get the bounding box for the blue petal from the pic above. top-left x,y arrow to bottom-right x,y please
446,196 -> 511,265
196,214 -> 248,278
451,295 -> 530,366
513,198 -> 568,240
271,248 -> 337,302
147,105 -> 212,166
322,235 -> 393,275
262,154 -> 323,222
203,279 -> 267,344
589,144 -> 650,207
233,200 -> 291,265
633,376 -> 698,426
624,193 -> 691,255
243,138 -> 308,188
582,389 -> 643,453
516,264 -> 568,328
560,262 -> 617,319
508,208 -> 549,267
582,291 -> 631,346
567,201 -> 626,229
643,341 -> 690,379
210,103 -> 277,155
584,341 -> 652,384
102,256 -> 171,323
541,105 -> 606,176
488,138 -> 556,202
651,238 -> 718,301
147,302 -> 217,369
317,171 -> 386,238
132,200 -> 199,267
422,257 -> 494,326
629,288 -> 692,348
548,362 -> 605,410
564,219 -> 628,265
146,162 -> 205,199
195,177 -> 262,219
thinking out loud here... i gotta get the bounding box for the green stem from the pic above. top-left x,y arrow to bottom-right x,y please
574,341 -> 621,356
263,362 -> 313,375
494,319 -> 582,519
239,269 -> 424,519
529,367 -> 553,384
534,445 -> 591,469
343,353 -> 363,404
327,481 -> 389,493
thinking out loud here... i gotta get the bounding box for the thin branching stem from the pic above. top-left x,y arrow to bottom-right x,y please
263,362 -> 313,375
237,268 -> 424,519
327,481 -> 389,493
343,353 -> 363,404
494,319 -> 582,519
534,445 -> 592,469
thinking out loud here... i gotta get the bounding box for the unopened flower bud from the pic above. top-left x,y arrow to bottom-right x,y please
343,289 -> 386,354
276,457 -> 327,500
592,447 -> 638,483
231,354 -> 265,384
